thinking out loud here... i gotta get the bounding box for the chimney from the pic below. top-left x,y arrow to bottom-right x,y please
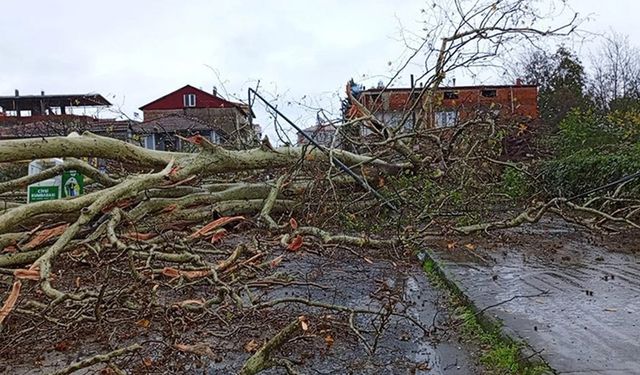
14,89 -> 19,97
41,90 -> 45,96
212,86 -> 217,97
516,78 -> 522,86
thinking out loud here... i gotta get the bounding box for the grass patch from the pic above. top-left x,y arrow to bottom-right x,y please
422,257 -> 550,375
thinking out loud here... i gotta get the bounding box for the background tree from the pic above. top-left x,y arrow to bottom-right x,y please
588,31 -> 640,112
516,45 -> 589,125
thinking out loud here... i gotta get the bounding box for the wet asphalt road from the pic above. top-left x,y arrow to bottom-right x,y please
430,219 -> 640,374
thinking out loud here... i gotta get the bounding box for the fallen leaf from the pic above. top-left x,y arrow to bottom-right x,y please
210,228 -> 227,243
190,216 -> 245,238
75,276 -> 81,289
180,269 -> 212,280
142,357 -> 153,367
244,339 -> 260,353
54,340 -> 72,352
287,235 -> 304,252
324,335 -> 335,349
0,281 -> 21,325
161,267 -> 181,279
299,315 -> 309,331
136,319 -> 151,328
289,217 -> 298,230
161,267 -> 210,280
174,343 -> 216,359
447,242 -> 456,250
517,123 -> 528,136
99,367 -> 118,375
464,243 -> 476,250
269,255 -> 284,268
417,362 -> 431,371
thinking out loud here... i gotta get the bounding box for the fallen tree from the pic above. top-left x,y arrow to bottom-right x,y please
7,1 -> 633,373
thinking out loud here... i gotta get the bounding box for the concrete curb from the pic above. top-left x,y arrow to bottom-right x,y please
418,248 -> 555,374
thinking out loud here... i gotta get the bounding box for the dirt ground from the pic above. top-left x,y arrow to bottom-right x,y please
0,226 -> 484,375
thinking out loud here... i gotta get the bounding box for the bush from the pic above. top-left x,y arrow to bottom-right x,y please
501,167 -> 530,199
540,108 -> 640,197
541,144 -> 640,197
553,110 -> 620,156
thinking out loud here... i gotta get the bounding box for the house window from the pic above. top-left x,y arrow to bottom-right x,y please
143,134 -> 156,150
481,89 -> 497,98
210,130 -> 221,144
443,91 -> 459,100
435,111 -> 458,128
183,93 -> 196,107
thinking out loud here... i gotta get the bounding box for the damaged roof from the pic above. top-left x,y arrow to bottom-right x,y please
0,93 -> 111,110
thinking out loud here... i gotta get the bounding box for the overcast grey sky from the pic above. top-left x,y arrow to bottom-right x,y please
1,0 -> 638,141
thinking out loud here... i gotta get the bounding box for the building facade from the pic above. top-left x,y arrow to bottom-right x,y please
139,85 -> 257,147
296,124 -> 337,147
131,114 -> 224,152
346,81 -> 538,133
0,91 -> 132,140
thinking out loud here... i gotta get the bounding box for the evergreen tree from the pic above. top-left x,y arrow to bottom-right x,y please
519,46 -> 589,125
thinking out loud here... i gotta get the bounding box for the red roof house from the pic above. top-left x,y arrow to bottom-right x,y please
139,85 -> 256,146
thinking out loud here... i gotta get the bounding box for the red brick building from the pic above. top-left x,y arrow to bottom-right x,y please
348,82 -> 538,130
139,85 -> 257,147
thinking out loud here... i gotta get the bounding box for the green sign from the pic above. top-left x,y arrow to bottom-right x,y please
28,186 -> 60,202
61,170 -> 84,198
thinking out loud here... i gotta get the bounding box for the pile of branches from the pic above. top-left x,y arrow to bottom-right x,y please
0,133 -> 413,374
0,127 -> 638,374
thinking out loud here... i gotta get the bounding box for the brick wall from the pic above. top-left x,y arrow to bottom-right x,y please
358,86 -> 538,128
